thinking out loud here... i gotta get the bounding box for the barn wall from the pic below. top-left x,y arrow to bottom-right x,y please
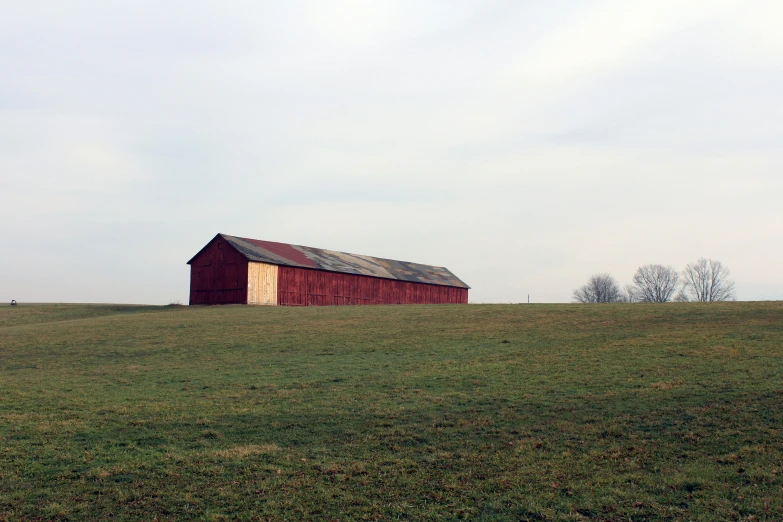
277,266 -> 468,306
189,238 -> 249,305
247,262 -> 278,305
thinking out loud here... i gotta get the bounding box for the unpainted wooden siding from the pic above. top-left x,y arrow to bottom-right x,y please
247,262 -> 278,305
189,237 -> 249,305
277,266 -> 468,306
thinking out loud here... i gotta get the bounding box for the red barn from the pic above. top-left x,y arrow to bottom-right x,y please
187,234 -> 470,306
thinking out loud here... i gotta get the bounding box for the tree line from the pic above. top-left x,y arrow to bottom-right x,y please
573,258 -> 736,303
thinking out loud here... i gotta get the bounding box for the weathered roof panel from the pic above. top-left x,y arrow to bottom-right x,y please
213,234 -> 469,289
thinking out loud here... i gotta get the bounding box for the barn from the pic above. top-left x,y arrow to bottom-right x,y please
187,234 -> 470,306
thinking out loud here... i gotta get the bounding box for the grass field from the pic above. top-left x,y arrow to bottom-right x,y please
1,301 -> 782,521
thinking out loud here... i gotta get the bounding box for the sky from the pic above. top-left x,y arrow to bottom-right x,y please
1,0 -> 782,304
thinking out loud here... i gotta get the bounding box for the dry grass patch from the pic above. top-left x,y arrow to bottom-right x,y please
213,444 -> 280,459
34,418 -> 85,434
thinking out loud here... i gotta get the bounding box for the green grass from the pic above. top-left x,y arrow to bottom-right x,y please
1,302 -> 782,521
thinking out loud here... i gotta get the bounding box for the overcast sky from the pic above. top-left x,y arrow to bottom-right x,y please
1,0 -> 781,304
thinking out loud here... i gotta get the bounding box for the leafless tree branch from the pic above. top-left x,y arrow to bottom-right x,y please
573,273 -> 624,303
680,258 -> 736,302
631,264 -> 679,302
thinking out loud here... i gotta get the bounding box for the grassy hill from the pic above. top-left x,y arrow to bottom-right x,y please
1,302 -> 782,521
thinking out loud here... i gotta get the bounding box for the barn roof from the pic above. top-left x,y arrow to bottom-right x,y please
190,234 -> 470,289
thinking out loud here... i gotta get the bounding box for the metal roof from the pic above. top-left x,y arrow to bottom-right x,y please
195,234 -> 470,289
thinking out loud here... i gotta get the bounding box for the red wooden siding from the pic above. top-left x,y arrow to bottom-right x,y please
189,237 -> 249,305
277,266 -> 468,306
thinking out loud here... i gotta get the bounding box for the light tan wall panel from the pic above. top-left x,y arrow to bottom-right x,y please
247,262 -> 278,305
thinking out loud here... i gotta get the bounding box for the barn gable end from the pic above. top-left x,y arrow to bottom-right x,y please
188,234 -> 249,305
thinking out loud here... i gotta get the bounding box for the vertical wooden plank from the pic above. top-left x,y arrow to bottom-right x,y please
266,265 -> 468,307
188,236 -> 248,305
247,262 -> 279,305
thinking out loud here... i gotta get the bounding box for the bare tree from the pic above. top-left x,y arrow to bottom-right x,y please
680,258 -> 736,302
573,273 -> 624,303
631,264 -> 679,302
623,284 -> 639,303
